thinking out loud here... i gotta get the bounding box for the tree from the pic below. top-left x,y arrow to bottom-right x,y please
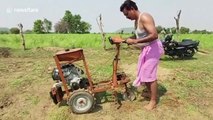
10,27 -> 20,34
24,29 -> 33,34
191,29 -> 211,34
96,14 -> 106,50
54,20 -> 69,33
200,30 -> 208,34
78,21 -> 91,33
156,26 -> 163,34
43,18 -> 52,33
72,14 -> 81,33
180,27 -> 190,34
62,10 -> 91,33
63,10 -> 74,33
33,19 -> 44,34
171,27 -> 177,34
120,30 -> 124,34
165,28 -> 171,34
0,31 -> 9,34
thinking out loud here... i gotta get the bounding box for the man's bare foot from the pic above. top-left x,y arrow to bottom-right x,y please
144,100 -> 156,110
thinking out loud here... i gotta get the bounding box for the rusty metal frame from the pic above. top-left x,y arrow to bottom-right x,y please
53,45 -> 129,99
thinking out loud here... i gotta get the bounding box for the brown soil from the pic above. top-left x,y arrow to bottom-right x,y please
0,48 -> 211,120
0,47 -> 11,58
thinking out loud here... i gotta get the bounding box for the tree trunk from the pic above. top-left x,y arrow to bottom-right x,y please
18,23 -> 26,50
96,14 -> 106,50
174,10 -> 181,34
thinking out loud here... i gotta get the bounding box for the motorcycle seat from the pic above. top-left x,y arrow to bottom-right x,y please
178,40 -> 198,47
176,46 -> 185,50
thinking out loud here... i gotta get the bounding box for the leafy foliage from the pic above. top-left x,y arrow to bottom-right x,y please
180,27 -> 190,34
33,18 -> 52,34
156,26 -> 163,34
155,26 -> 212,34
33,20 -> 45,34
24,30 -> 33,34
78,21 -> 91,33
62,10 -> 91,33
54,20 -> 69,33
10,27 -> 20,34
191,29 -> 213,34
43,18 -> 52,33
0,27 -> 9,34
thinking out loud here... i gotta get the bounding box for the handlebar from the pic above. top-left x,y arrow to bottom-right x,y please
108,37 -> 114,45
108,37 -> 126,45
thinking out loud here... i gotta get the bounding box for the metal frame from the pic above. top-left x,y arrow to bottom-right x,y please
53,44 -> 130,102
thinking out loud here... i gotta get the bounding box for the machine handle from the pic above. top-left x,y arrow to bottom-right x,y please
108,36 -> 127,45
108,37 -> 114,44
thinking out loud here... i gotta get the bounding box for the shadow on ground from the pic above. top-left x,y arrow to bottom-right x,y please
160,56 -> 198,61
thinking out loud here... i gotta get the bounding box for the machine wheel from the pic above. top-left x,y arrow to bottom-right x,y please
68,90 -> 94,114
185,48 -> 195,58
49,87 -> 63,104
122,89 -> 136,101
49,91 -> 58,104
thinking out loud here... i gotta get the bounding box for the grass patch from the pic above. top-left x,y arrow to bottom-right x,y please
25,95 -> 40,105
185,79 -> 203,88
47,106 -> 70,120
2,33 -> 212,49
9,79 -> 25,87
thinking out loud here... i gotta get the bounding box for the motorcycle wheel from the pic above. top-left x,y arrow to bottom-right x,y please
185,48 -> 195,58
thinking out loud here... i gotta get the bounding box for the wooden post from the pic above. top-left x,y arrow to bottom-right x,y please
18,23 -> 26,50
174,10 -> 182,35
96,14 -> 106,50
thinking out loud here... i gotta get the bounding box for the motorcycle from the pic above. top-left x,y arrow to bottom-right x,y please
161,34 -> 200,59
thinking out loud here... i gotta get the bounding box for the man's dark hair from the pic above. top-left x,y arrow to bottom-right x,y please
120,0 -> 138,12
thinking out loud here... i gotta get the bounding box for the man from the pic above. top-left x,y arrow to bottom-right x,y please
112,0 -> 164,110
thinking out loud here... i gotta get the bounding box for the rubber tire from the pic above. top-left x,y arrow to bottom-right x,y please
49,91 -> 58,104
68,90 -> 94,114
122,89 -> 136,101
185,48 -> 195,58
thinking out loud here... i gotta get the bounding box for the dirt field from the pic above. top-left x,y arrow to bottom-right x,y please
0,47 -> 212,120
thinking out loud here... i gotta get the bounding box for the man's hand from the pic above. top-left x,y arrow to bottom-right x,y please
126,38 -> 137,44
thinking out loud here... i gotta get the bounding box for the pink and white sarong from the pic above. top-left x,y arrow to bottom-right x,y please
132,39 -> 164,87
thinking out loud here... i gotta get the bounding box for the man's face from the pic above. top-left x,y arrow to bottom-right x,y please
122,8 -> 134,20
